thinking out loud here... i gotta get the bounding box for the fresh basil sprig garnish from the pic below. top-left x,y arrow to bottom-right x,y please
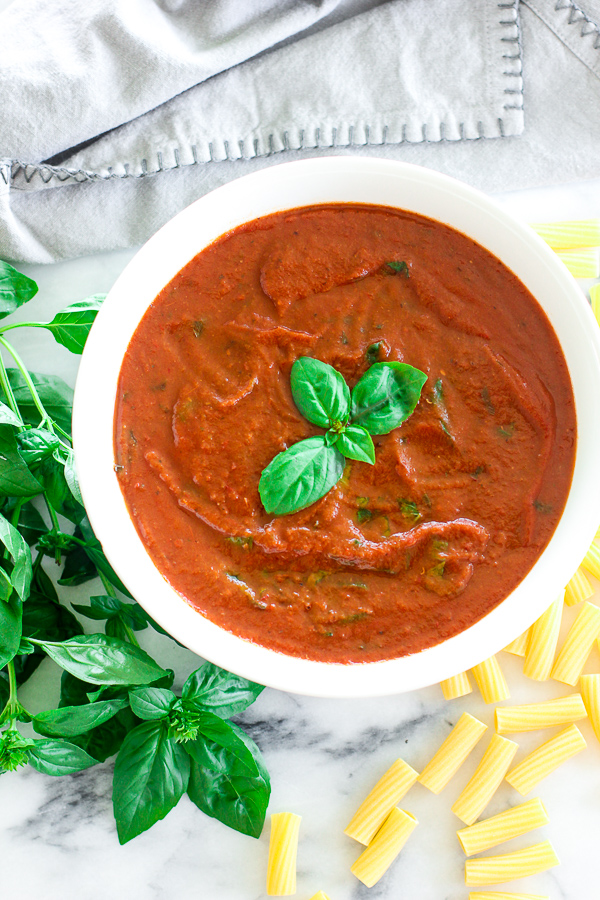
259,356 -> 427,516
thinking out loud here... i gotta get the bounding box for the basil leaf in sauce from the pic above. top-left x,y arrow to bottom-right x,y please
0,261 -> 38,320
335,425 -> 376,464
259,436 -> 345,516
351,362 -> 427,435
27,738 -> 98,776
290,356 -> 350,428
112,720 -> 190,844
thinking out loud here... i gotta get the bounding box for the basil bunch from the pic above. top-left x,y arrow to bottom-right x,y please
259,356 -> 427,515
0,260 -> 270,846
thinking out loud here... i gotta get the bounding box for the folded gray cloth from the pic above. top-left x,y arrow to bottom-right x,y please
1,0 -> 599,263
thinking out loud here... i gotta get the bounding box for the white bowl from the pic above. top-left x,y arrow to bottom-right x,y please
73,157 -> 600,697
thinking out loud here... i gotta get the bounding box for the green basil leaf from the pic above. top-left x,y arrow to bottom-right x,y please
16,428 -> 60,466
58,526 -> 97,585
0,399 -> 23,428
33,699 -> 129,738
290,357 -> 350,427
182,662 -> 264,719
0,594 -> 21,669
0,509 -> 32,600
186,713 -> 270,838
28,738 -> 98,776
63,449 -> 83,504
0,425 -> 43,497
35,454 -> 84,524
11,500 -> 48,546
335,425 -> 376,464
0,261 -> 38,319
77,707 -> 138,763
129,687 -> 176,721
0,565 -> 13,601
259,436 -> 345,516
351,361 -> 427,434
113,720 -> 190,843
42,294 -> 105,355
385,260 -> 410,276
5,369 -> 73,434
78,515 -> 133,597
32,634 -> 167,685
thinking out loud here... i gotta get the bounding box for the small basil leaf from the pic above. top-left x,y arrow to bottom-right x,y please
16,428 -> 60,466
78,515 -> 133,598
28,738 -> 98,776
113,720 -> 190,844
0,509 -> 32,600
0,594 -> 22,669
0,261 -> 38,319
290,357 -> 350,428
71,595 -> 123,620
0,425 -> 43,497
335,425 -> 376,464
351,362 -> 427,434
385,260 -> 409,276
33,699 -> 129,738
42,294 -> 105,355
5,369 -> 73,434
182,662 -> 264,718
259,436 -> 345,516
35,454 -> 84,524
129,688 -> 176,721
13,500 -> 48,546
186,713 -> 270,838
0,399 -> 23,428
63,449 -> 84,505
31,634 -> 167,685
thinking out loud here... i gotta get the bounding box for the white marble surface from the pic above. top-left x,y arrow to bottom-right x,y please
1,175 -> 600,900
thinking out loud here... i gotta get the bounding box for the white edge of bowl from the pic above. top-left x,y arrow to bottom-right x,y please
73,156 -> 600,698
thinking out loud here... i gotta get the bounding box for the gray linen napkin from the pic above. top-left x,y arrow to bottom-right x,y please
2,0 -> 600,263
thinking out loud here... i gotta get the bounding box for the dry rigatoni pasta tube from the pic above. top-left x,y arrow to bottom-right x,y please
590,283 -> 600,326
471,656 -> 510,704
418,713 -> 487,794
505,724 -> 586,795
530,218 -> 600,249
350,807 -> 417,888
344,758 -> 418,845
565,568 -> 594,606
551,601 -> 600,685
582,542 -> 600,580
441,671 -> 472,700
465,840 -> 559,886
451,734 -> 518,826
457,797 -> 549,856
555,248 -> 600,278
495,693 -> 587,733
523,595 -> 563,681
503,628 -> 531,656
266,812 -> 301,896
469,893 -> 549,900
581,674 -> 600,743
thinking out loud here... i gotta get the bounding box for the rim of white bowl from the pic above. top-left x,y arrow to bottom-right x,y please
73,156 -> 600,698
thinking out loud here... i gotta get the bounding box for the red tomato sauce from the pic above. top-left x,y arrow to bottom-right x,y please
114,204 -> 576,663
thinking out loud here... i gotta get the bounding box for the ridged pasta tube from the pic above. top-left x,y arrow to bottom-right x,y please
551,601 -> 600,685
495,694 -> 587,733
344,758 -> 418,845
582,542 -> 600,580
266,812 -> 301,896
350,808 -> 418,888
555,249 -> 599,278
564,568 -> 594,606
580,674 -> 600,744
503,628 -> 531,656
457,797 -> 549,856
530,218 -> 600,249
464,840 -> 559,886
523,595 -> 563,681
505,724 -> 586,795
471,656 -> 510,704
440,671 -> 473,700
451,734 -> 518,825
418,712 -> 487,794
